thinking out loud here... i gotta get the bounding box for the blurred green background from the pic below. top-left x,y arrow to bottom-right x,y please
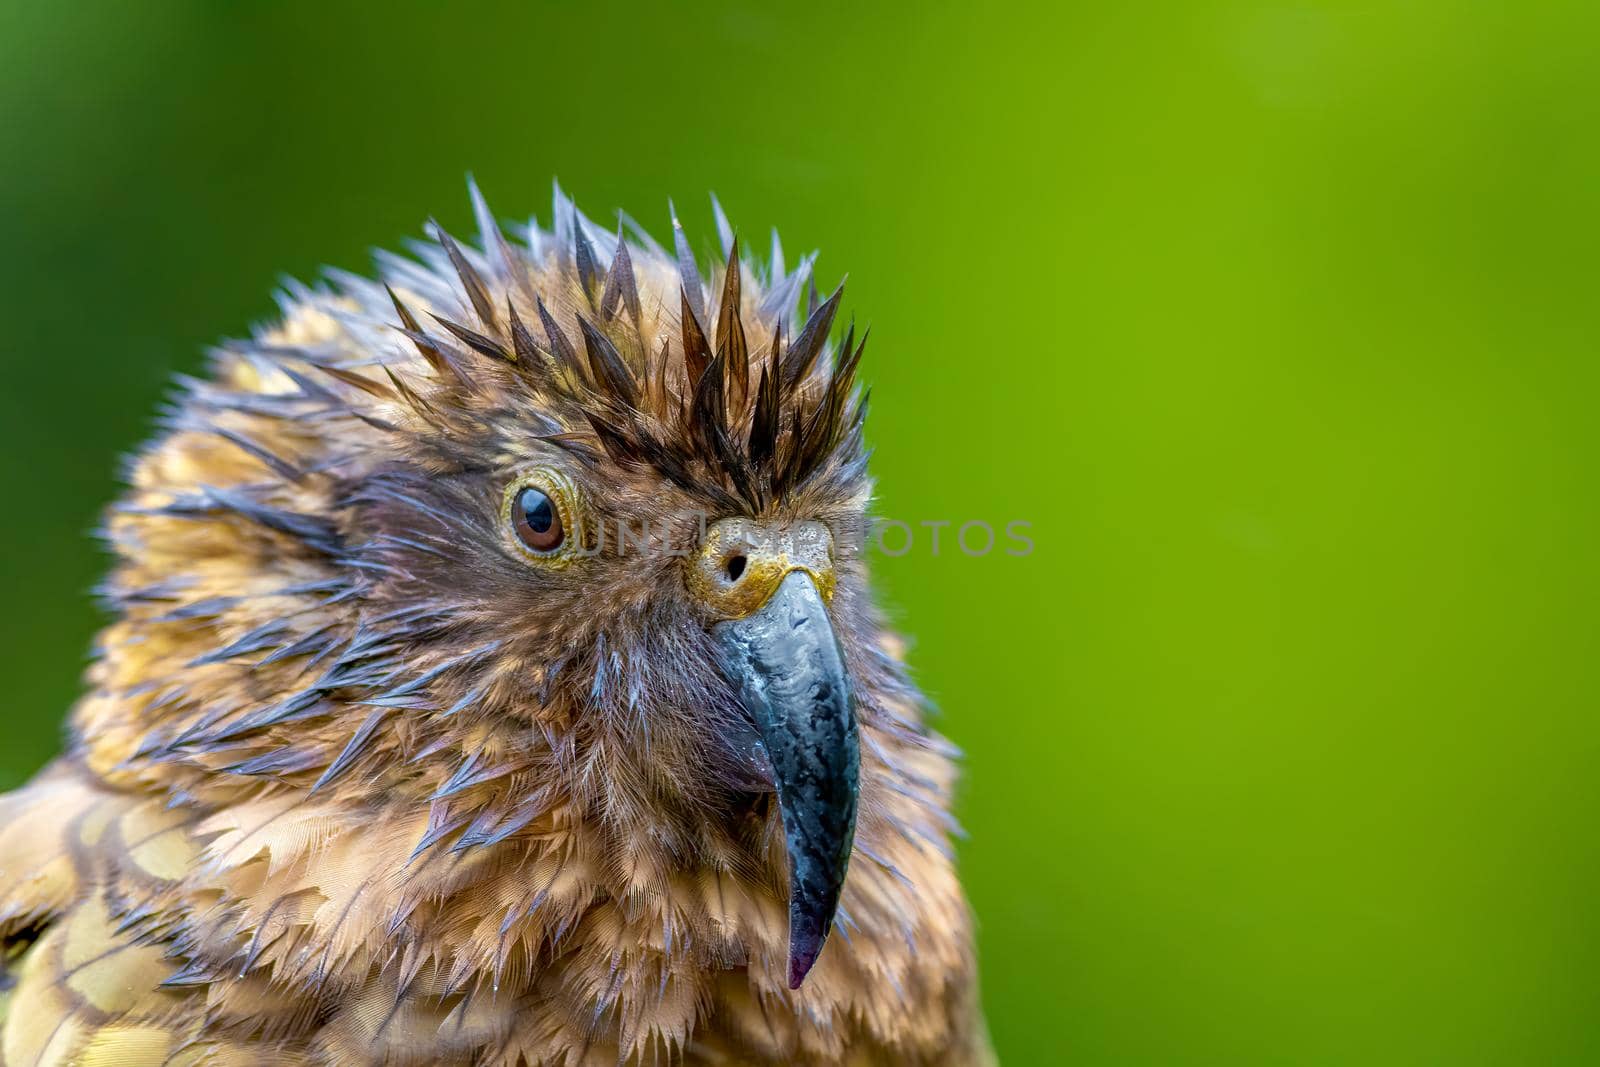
1,2 -> 1596,1062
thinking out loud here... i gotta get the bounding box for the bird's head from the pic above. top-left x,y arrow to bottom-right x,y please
87,188 -> 914,989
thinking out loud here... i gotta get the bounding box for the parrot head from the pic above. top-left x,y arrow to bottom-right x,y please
94,185 -> 903,990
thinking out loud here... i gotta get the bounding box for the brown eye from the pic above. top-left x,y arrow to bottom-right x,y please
512,486 -> 564,553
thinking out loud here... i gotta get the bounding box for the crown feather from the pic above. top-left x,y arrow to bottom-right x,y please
333,183 -> 873,513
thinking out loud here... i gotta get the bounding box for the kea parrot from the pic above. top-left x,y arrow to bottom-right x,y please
0,184 -> 991,1066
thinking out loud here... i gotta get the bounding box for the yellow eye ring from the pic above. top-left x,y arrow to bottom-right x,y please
501,468 -> 583,565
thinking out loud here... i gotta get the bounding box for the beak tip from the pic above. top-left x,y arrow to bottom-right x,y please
787,947 -> 818,989
786,917 -> 831,988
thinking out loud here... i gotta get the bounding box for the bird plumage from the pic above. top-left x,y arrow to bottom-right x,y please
0,183 -> 990,1066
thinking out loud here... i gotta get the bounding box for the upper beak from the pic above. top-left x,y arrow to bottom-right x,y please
694,519 -> 859,989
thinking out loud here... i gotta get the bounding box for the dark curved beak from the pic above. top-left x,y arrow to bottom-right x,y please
714,570 -> 859,988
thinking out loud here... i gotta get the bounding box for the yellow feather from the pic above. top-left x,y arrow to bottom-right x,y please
4,927 -> 72,1066
74,1026 -> 173,1067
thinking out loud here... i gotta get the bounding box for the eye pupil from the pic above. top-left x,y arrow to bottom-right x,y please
512,486 -> 564,552
523,493 -> 553,533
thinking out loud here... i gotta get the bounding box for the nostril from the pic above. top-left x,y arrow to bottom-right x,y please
725,554 -> 747,582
